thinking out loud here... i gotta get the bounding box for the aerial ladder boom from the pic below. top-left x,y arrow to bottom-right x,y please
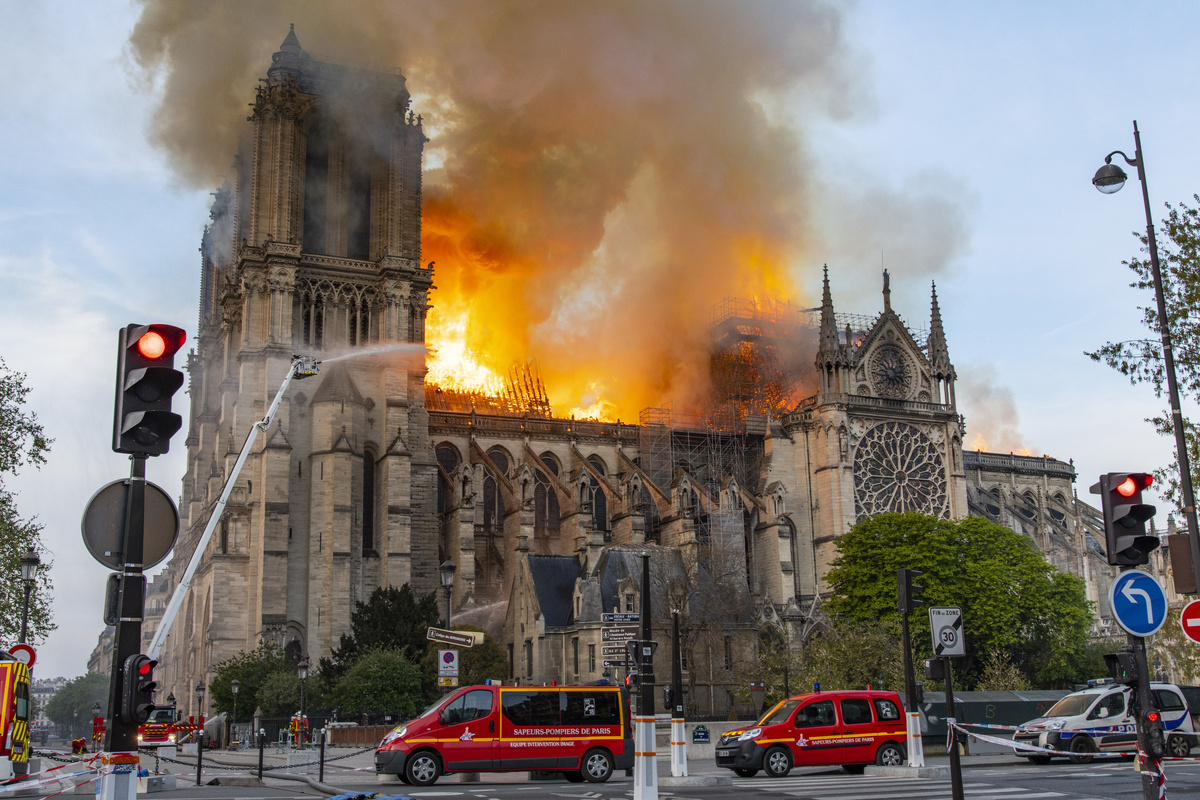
147,355 -> 319,660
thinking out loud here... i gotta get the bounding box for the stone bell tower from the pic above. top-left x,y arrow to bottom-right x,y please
157,27 -> 438,701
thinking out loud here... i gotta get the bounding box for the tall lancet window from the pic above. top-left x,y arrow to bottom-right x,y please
303,117 -> 330,255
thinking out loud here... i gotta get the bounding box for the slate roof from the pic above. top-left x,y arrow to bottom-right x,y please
527,554 -> 581,628
311,365 -> 366,405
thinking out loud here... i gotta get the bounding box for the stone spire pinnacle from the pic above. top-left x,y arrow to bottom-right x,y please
882,268 -> 892,313
927,281 -> 952,374
819,264 -> 840,353
280,23 -> 302,53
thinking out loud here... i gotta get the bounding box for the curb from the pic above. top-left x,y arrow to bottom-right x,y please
660,775 -> 732,787
865,765 -> 949,778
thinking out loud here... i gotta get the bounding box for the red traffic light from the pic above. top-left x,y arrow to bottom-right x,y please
137,659 -> 156,676
1116,474 -> 1153,497
133,326 -> 186,361
1146,710 -> 1160,723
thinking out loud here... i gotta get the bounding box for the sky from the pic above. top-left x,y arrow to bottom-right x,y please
2,1 -> 1199,679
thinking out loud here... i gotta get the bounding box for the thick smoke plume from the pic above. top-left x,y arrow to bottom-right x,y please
959,364 -> 1037,456
130,0 -> 968,419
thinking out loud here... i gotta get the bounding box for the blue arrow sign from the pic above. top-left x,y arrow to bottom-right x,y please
1109,570 -> 1168,637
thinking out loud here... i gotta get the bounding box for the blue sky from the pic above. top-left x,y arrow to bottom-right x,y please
2,1 -> 1199,678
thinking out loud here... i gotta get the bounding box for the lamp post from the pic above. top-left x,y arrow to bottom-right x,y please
19,547 -> 40,644
230,679 -> 239,747
195,682 -> 205,718
297,658 -> 309,719
439,560 -> 457,626
1094,121 -> 1200,595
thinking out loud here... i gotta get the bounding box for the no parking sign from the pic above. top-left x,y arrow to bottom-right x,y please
438,649 -> 460,676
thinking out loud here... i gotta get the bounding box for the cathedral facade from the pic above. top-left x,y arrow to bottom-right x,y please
139,32 -> 1126,716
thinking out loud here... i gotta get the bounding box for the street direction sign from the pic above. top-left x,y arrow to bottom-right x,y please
438,649 -> 460,677
601,645 -> 626,656
602,613 -> 640,624
1110,570 -> 1168,637
602,626 -> 639,642
929,607 -> 965,657
603,659 -> 633,668
1182,599 -> 1200,644
427,627 -> 477,648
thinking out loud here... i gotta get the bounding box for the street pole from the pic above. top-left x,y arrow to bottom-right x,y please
19,581 -> 32,644
1130,631 -> 1162,800
104,455 -> 147,754
1098,122 -> 1200,594
634,553 -> 657,800
942,657 -> 964,800
670,610 -> 686,777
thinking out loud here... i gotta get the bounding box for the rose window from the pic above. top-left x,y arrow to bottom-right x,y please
854,421 -> 948,521
869,345 -> 912,399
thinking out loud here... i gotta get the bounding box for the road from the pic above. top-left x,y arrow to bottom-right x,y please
35,748 -> 1200,800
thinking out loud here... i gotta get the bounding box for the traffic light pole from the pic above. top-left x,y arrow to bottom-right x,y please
634,553 -> 657,800
670,610 -> 686,777
105,454 -> 146,754
941,657 -> 964,800
1129,632 -> 1163,800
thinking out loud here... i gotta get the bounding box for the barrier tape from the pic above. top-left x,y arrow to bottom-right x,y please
955,721 -> 1133,736
950,721 -> 1200,768
147,746 -> 374,772
0,768 -> 96,795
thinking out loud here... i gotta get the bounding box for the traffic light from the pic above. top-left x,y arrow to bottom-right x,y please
662,685 -> 674,709
923,658 -> 945,681
1091,473 -> 1157,565
1104,649 -> 1138,685
1141,709 -> 1166,759
121,654 -> 158,724
113,323 -> 186,456
898,568 -> 924,615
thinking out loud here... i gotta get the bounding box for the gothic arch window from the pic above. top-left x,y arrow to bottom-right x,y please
533,455 -> 561,548
587,456 -> 609,533
349,296 -> 372,347
640,486 -> 661,544
347,162 -> 371,261
436,444 -> 460,514
303,116 -> 330,255
853,421 -> 948,521
483,449 -> 509,538
362,447 -> 377,552
301,290 -> 326,348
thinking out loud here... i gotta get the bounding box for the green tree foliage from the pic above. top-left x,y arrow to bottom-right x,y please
326,648 -> 425,720
1087,195 -> 1200,504
45,673 -> 108,737
256,670 -> 302,717
208,642 -> 295,721
975,649 -> 1031,692
318,584 -> 440,684
0,358 -> 54,644
418,625 -> 509,699
825,513 -> 1095,689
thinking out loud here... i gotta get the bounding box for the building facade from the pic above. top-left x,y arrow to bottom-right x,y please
135,31 -> 1126,713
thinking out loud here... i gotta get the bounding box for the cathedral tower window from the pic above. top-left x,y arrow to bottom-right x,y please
301,291 -> 325,348
587,456 -> 609,534
436,445 -> 460,514
347,164 -> 371,260
349,297 -> 371,347
533,453 -> 561,547
302,117 -> 330,255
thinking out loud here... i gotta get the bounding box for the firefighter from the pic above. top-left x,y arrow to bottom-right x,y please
288,712 -> 308,748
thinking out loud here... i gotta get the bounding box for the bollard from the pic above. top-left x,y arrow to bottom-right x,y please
257,728 -> 266,781
318,728 -> 326,783
196,730 -> 205,786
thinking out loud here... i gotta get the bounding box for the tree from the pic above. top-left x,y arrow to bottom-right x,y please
975,649 -> 1031,692
318,584 -> 440,684
208,642 -> 295,721
1087,195 -> 1200,505
0,358 -> 54,644
326,648 -> 425,721
45,673 -> 108,738
825,513 -> 1095,689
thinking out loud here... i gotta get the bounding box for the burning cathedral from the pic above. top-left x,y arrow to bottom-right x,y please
135,31 -> 1134,717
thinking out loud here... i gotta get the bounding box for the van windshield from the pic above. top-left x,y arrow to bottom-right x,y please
758,699 -> 801,727
419,692 -> 456,719
1044,694 -> 1097,717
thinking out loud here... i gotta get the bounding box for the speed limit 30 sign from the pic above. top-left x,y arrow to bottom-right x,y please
929,607 -> 965,657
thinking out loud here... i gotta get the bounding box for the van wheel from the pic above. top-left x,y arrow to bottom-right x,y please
1068,736 -> 1096,764
733,768 -> 758,777
1026,755 -> 1052,765
582,749 -> 614,782
842,764 -> 866,774
764,746 -> 792,777
405,750 -> 442,786
875,741 -> 905,767
563,771 -> 585,782
1168,734 -> 1191,758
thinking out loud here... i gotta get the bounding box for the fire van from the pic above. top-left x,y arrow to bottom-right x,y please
137,706 -> 178,747
375,683 -> 633,786
0,653 -> 32,781
715,689 -> 907,777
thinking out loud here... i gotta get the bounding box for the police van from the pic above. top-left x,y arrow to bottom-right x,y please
375,683 -> 632,786
1013,682 -> 1194,763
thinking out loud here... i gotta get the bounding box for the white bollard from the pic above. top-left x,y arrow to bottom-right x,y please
633,715 -> 658,800
96,752 -> 138,800
906,712 -> 925,767
670,716 -> 687,777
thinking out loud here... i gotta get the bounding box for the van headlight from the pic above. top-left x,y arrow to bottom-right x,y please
738,728 -> 762,741
380,726 -> 407,747
1044,720 -> 1064,731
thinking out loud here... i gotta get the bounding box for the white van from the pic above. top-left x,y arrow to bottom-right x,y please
1014,682 -> 1193,763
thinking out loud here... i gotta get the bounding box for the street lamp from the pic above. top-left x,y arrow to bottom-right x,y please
18,547 -> 40,644
195,682 -> 205,718
297,657 -> 309,719
439,560 -> 457,626
230,679 -> 239,727
1095,121 -> 1200,594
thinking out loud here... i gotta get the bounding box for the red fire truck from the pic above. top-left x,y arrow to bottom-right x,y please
0,653 -> 32,780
